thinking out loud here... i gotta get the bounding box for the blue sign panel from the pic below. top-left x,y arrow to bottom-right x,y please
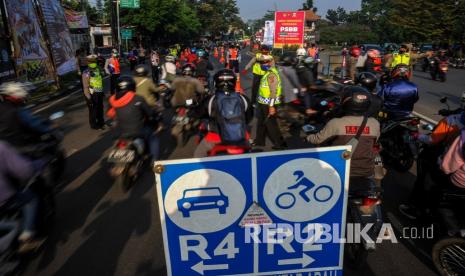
156,146 -> 350,276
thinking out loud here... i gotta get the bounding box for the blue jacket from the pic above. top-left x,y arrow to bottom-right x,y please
378,79 -> 419,118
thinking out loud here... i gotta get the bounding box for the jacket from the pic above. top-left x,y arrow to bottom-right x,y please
107,92 -> 155,138
378,80 -> 419,118
134,76 -> 159,107
105,57 -> 120,75
195,59 -> 213,77
161,62 -> 177,81
418,114 -> 463,145
171,76 -> 204,107
0,101 -> 51,148
0,141 -> 34,205
307,116 -> 380,177
441,132 -> 465,189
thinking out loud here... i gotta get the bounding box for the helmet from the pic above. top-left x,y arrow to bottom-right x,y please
197,49 -> 206,58
341,86 -> 372,115
356,72 -> 378,92
367,49 -> 380,59
112,49 -> 119,57
296,48 -> 307,57
116,76 -> 136,99
349,46 -> 361,57
165,55 -> 175,63
385,44 -> 395,53
182,63 -> 195,76
191,47 -> 197,54
213,69 -> 236,92
0,82 -> 31,102
134,64 -> 149,77
391,64 -> 411,80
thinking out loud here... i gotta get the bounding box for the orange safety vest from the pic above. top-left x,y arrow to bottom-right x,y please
308,47 -> 318,58
109,58 -> 120,74
229,49 -> 239,60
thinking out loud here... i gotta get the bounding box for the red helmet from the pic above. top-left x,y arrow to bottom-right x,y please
391,64 -> 411,80
367,49 -> 381,59
349,46 -> 361,57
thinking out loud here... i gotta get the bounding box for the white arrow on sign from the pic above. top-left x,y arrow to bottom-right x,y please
278,253 -> 315,268
191,261 -> 229,275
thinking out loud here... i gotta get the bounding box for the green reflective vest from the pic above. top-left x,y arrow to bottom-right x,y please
391,53 -> 410,68
89,69 -> 103,93
258,67 -> 282,105
253,53 -> 266,76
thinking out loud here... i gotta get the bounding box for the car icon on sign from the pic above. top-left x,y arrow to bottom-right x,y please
177,187 -> 229,217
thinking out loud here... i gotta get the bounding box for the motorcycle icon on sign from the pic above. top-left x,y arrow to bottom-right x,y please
276,170 -> 334,209
177,187 -> 229,217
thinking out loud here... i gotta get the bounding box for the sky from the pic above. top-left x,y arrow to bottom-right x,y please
236,0 -> 362,20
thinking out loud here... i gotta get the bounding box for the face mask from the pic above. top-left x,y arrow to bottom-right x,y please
261,65 -> 271,71
88,63 -> 97,69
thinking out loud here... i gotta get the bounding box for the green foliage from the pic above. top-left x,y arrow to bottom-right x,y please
325,6 -> 348,25
319,22 -> 378,44
62,0 -> 100,24
302,0 -> 314,10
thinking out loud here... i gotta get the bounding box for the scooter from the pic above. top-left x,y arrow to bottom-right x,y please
430,58 -> 448,82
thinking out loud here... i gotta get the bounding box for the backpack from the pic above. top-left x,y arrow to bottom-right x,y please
210,92 -> 247,144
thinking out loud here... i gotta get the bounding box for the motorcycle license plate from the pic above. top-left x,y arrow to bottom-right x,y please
108,149 -> 135,163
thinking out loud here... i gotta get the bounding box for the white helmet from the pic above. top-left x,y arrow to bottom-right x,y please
165,55 -> 175,63
296,48 -> 307,57
0,82 -> 32,99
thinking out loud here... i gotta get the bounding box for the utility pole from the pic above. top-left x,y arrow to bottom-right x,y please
116,0 -> 121,54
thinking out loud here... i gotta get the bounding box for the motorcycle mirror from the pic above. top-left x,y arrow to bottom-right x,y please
49,111 -> 65,121
440,97 -> 448,104
422,123 -> 434,131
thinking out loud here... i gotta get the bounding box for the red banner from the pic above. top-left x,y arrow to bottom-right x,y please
274,11 -> 305,48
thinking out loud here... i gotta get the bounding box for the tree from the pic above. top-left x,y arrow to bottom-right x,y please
194,0 -> 244,36
325,6 -> 347,25
302,0 -> 314,10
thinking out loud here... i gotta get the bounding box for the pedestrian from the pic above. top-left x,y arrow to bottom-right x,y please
251,55 -> 287,150
150,49 -> 160,84
347,45 -> 361,81
307,43 -> 320,80
138,45 -> 146,64
82,55 -> 105,129
105,49 -> 121,95
243,45 -> 270,103
227,44 -> 241,74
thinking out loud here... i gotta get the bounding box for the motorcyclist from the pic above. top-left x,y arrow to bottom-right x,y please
378,64 -> 418,119
195,49 -> 214,79
0,82 -> 53,150
356,72 -> 383,117
160,55 -> 177,83
171,64 -> 204,107
193,69 -> 253,158
186,48 -> 198,64
308,87 -> 380,187
295,48 -> 317,115
0,141 -> 42,251
107,77 -> 160,163
348,45 -> 362,81
134,65 -> 159,108
364,49 -> 385,75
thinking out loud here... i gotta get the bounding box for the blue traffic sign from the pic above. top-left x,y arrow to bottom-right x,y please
156,146 -> 350,276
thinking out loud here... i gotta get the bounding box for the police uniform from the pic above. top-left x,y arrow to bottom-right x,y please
254,67 -> 285,148
82,56 -> 105,129
245,53 -> 266,102
391,52 -> 411,68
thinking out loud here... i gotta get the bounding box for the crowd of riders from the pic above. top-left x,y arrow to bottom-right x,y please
0,37 -> 464,263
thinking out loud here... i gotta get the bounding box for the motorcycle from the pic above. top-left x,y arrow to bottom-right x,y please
108,138 -> 147,191
449,57 -> 464,69
344,177 -> 383,269
378,113 -> 420,172
0,160 -> 56,274
430,58 -> 448,82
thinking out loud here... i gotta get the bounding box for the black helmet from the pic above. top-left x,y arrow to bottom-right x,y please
116,76 -> 136,99
214,69 -> 236,92
281,53 -> 294,66
341,86 -> 372,115
182,63 -> 195,76
135,64 -> 149,77
356,72 -> 378,92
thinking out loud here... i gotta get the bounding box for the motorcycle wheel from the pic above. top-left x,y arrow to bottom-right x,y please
432,237 -> 465,276
114,168 -> 133,192
344,210 -> 368,269
440,73 -> 446,82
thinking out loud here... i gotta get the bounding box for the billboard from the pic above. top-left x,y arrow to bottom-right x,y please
263,20 -> 275,47
5,0 -> 54,84
38,0 -> 77,75
65,9 -> 89,29
274,11 -> 306,48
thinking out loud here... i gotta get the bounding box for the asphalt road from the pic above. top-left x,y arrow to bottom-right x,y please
20,50 -> 456,276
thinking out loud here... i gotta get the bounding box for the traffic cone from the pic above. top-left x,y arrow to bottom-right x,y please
235,74 -> 244,94
220,54 -> 225,64
214,47 -> 218,58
